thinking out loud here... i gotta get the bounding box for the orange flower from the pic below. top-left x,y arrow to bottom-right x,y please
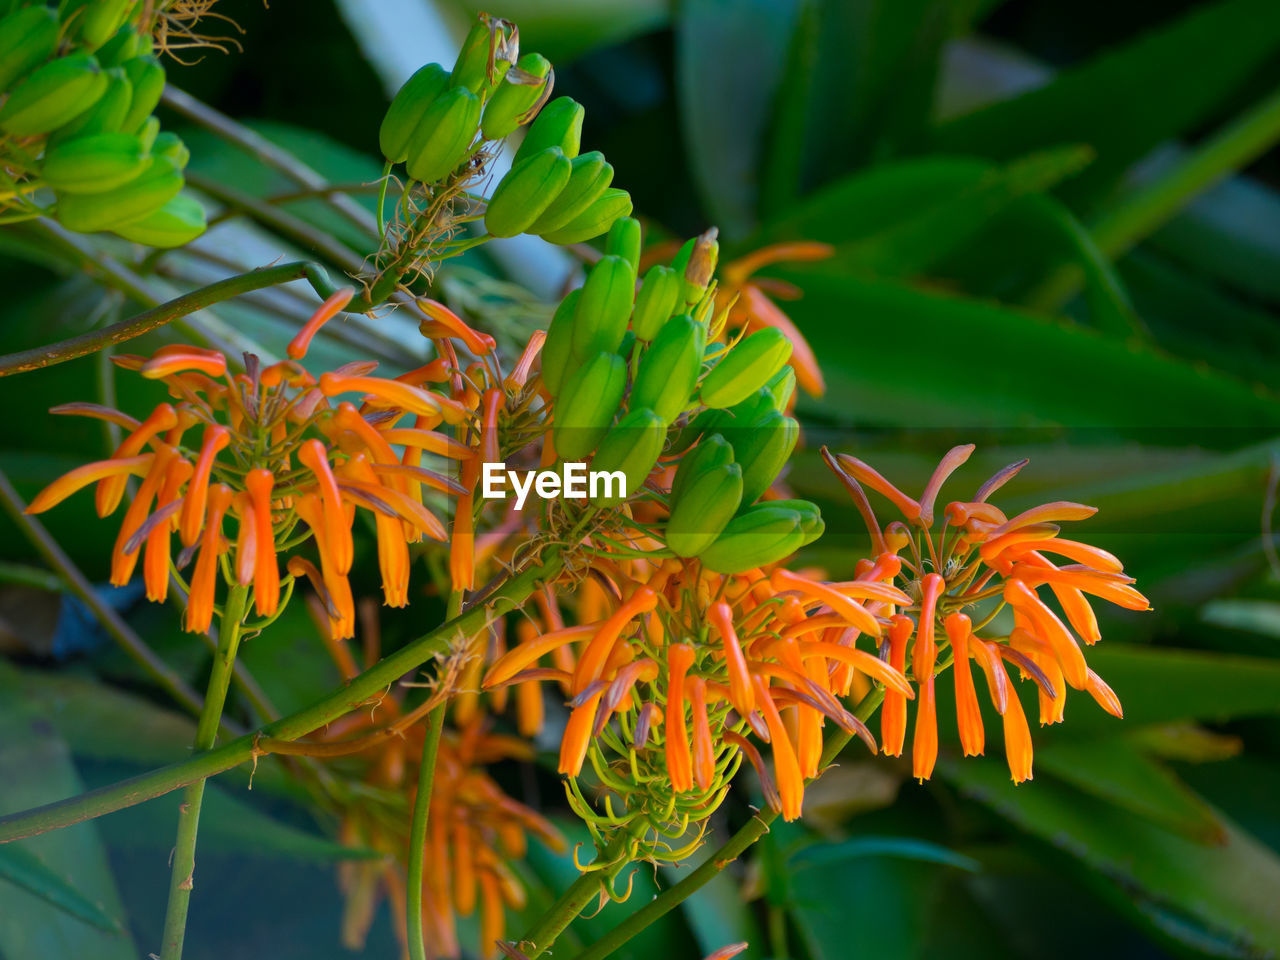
824,444 -> 1149,783
26,292 -> 469,640
485,544 -> 914,832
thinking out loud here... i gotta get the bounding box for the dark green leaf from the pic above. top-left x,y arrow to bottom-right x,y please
945,758 -> 1280,957
790,835 -> 980,872
0,844 -> 120,932
934,0 -> 1280,208
779,270 -> 1280,432
677,0 -> 801,236
1034,736 -> 1224,842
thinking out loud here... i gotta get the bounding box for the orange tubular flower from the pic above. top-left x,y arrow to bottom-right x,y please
880,615 -> 914,757
187,484 -> 233,633
487,545 -> 915,838
664,644 -> 696,793
179,425 -> 230,548
26,293 -> 474,639
823,444 -> 1149,784
417,298 -> 497,356
946,612 -> 983,757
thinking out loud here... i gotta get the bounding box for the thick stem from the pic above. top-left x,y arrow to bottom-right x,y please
565,690 -> 887,960
158,584 -> 250,960
517,826 -> 643,959
0,549 -> 563,843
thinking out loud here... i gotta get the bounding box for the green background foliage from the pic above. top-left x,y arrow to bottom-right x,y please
2,0 -> 1280,957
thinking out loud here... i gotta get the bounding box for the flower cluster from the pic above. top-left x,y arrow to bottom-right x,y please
305,598 -> 563,960
483,533 -> 915,864
25,290 -> 473,638
825,444 -> 1149,781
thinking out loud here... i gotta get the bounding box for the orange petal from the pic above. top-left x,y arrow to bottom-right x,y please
417,298 -> 496,355
179,424 -> 229,548
25,454 -> 153,514
140,344 -> 227,380
834,454 -> 920,521
918,444 -> 975,526
946,612 -> 984,757
287,287 -> 355,359
664,644 -> 696,793
97,404 -> 177,517
185,484 -> 233,633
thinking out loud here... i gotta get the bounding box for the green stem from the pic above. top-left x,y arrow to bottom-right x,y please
517,826 -> 642,959
186,172 -> 369,277
0,256 -> 333,377
405,705 -> 445,960
0,548 -> 563,844
158,584 -> 250,960
406,588 -> 462,960
566,690 -> 887,960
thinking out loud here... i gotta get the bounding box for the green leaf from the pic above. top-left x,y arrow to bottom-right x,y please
1122,249 -> 1280,387
1049,646 -> 1280,736
662,848 -> 765,960
934,0 -> 1280,208
94,780 -> 384,864
944,758 -> 1280,957
787,835 -> 950,960
762,0 -> 974,209
0,844 -> 120,932
1147,172 -> 1280,307
676,0 -> 801,237
833,147 -> 1094,278
1201,598 -> 1280,638
0,689 -> 137,959
1034,736 -> 1224,842
779,270 -> 1280,432
790,835 -> 981,872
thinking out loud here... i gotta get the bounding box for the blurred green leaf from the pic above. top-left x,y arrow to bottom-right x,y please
95,781 -> 383,864
0,844 -> 120,932
1048,646 -> 1280,736
1201,598 -> 1280,638
786,836 -> 951,960
935,0 -> 1280,208
779,270 -> 1280,431
0,684 -> 137,959
834,147 -> 1093,277
791,835 -> 981,872
1122,248 -> 1280,386
763,0 -> 974,209
1034,736 -> 1224,842
677,0 -> 801,236
946,758 -> 1280,957
1148,172 -> 1280,307
662,850 -> 765,960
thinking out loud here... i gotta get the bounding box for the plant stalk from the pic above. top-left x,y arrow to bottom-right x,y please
565,690 -> 887,960
406,588 -> 462,960
158,584 -> 250,960
0,548 -> 563,844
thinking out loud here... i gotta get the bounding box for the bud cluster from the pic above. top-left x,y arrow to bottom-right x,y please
0,0 -> 204,243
